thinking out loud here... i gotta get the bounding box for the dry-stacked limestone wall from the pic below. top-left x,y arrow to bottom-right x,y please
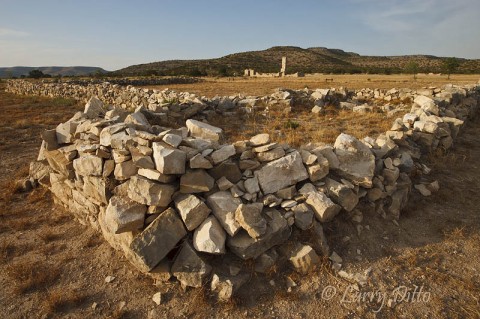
7,79 -> 480,300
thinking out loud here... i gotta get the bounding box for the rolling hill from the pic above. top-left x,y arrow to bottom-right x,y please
0,66 -> 108,78
112,46 -> 480,76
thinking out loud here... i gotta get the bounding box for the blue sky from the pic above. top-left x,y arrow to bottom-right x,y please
1,0 -> 479,70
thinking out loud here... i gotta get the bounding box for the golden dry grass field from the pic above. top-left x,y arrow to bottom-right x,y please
145,74 -> 480,97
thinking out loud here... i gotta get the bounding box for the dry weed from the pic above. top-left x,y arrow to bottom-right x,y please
6,261 -> 60,294
0,239 -> 15,262
37,229 -> 62,243
44,287 -> 86,315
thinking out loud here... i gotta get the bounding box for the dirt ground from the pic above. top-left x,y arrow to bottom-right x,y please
0,81 -> 479,318
145,74 -> 480,97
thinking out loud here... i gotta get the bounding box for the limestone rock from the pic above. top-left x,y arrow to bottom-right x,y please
73,155 -> 103,176
56,121 -> 79,144
211,145 -> 236,164
257,147 -> 285,162
128,175 -> 176,206
250,133 -> 270,146
334,133 -> 375,188
207,191 -> 242,236
186,119 -> 223,141
211,273 -> 249,301
227,208 -> 290,260
289,244 -> 320,274
217,176 -> 234,191
137,168 -> 176,183
209,161 -> 242,183
180,169 -> 215,193
130,208 -> 187,271
235,203 -> 266,238
292,203 -> 314,230
114,160 -> 138,181
152,143 -> 186,175
244,177 -> 260,194
193,215 -> 226,254
105,196 -> 146,234
174,194 -> 211,231
325,178 -> 359,212
84,96 -> 104,119
414,95 -> 439,115
189,153 -> 213,169
171,241 -> 212,288
255,151 -> 309,194
162,133 -> 182,148
302,185 -> 341,222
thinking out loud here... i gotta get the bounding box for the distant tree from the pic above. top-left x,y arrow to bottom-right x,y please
405,61 -> 419,80
28,69 -> 45,79
443,57 -> 460,79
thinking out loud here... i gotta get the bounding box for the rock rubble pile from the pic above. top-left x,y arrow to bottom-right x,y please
8,80 -> 479,300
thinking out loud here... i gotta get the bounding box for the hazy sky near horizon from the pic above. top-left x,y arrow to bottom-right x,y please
1,0 -> 479,70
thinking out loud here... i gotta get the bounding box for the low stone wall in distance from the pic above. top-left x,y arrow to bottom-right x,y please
10,80 -> 480,300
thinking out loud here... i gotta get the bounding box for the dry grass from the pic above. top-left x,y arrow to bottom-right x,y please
6,261 -> 60,294
37,229 -> 62,243
44,287 -> 87,315
211,106 -> 397,146
0,164 -> 30,203
0,239 -> 16,262
144,74 -> 480,98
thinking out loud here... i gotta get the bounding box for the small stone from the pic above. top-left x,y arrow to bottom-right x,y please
300,150 -> 317,165
128,175 -> 176,207
114,160 -> 138,181
414,184 -> 431,196
105,276 -> 115,283
329,251 -> 343,264
105,196 -> 146,234
152,292 -> 162,305
289,244 -> 320,274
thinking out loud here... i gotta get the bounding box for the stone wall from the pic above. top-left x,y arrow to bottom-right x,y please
7,79 -> 480,300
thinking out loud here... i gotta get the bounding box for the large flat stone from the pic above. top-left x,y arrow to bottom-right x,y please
333,133 -> 375,188
186,119 -> 223,141
254,151 -> 309,194
105,196 -> 146,234
130,208 -> 187,271
180,169 -> 215,193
